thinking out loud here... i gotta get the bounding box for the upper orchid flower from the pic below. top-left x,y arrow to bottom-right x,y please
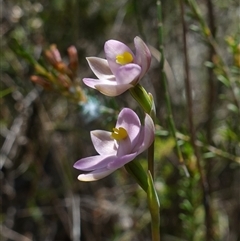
83,36 -> 151,96
74,108 -> 155,181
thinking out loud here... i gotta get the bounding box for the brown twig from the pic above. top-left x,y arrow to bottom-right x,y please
0,87 -> 39,169
205,0 -> 217,143
179,1 -> 213,240
205,0 -> 217,239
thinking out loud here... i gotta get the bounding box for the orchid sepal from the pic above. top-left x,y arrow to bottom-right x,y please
129,84 -> 154,115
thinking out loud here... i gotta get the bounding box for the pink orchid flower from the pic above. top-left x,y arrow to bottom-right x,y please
83,36 -> 151,96
74,108 -> 155,181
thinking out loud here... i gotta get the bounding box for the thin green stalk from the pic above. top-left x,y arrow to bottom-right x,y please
156,0 -> 188,175
148,141 -> 155,179
129,83 -> 159,241
151,211 -> 160,241
147,171 -> 160,241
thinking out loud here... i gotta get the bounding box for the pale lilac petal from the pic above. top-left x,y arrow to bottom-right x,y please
73,155 -> 116,171
136,114 -> 155,154
95,83 -> 133,96
115,64 -> 141,85
104,40 -> 135,75
131,127 -> 144,153
86,57 -> 115,80
134,36 -> 151,79
116,136 -> 132,156
83,77 -> 117,90
91,130 -> 117,155
77,168 -> 115,181
116,108 -> 141,147
83,78 -> 103,89
107,152 -> 138,169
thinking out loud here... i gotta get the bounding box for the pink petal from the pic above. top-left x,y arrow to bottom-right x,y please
86,57 -> 115,80
73,155 -> 116,171
95,83 -> 133,96
116,108 -> 141,148
134,36 -> 151,79
83,78 -> 102,89
136,114 -> 155,154
115,64 -> 141,85
83,77 -> 117,90
104,40 -> 135,76
107,152 -> 138,169
77,167 -> 115,181
91,130 -> 117,155
116,136 -> 132,156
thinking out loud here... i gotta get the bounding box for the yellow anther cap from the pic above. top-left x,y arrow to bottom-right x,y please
116,52 -> 134,65
111,127 -> 128,140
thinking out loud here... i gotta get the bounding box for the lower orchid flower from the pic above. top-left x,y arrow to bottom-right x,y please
82,36 -> 151,96
74,108 -> 155,181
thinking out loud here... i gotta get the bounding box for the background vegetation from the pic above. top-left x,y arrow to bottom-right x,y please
1,0 -> 240,240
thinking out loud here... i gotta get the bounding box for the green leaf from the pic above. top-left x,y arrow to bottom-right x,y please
124,160 -> 148,192
227,103 -> 239,113
0,88 -> 14,98
217,75 -> 230,87
204,61 -> 214,68
203,152 -> 216,159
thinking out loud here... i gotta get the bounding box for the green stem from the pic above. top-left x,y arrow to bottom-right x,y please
148,141 -> 155,179
129,69 -> 159,241
147,171 -> 160,241
151,221 -> 160,241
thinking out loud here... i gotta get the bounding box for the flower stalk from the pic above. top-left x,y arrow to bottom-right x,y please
147,171 -> 160,241
129,76 -> 159,241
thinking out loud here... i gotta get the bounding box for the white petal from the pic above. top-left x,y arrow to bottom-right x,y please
77,168 -> 115,181
86,57 -> 114,80
95,83 -> 133,96
91,130 -> 117,155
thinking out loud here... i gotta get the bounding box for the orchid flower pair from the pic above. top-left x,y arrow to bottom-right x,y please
74,37 -> 155,181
